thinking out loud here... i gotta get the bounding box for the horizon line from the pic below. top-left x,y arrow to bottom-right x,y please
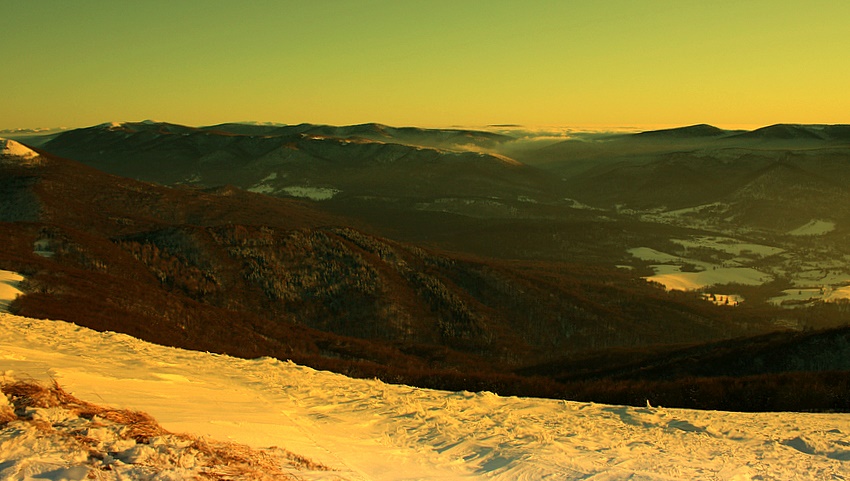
3,120 -> 846,135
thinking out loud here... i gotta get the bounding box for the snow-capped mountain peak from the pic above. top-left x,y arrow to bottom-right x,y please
95,120 -> 163,130
95,121 -> 126,130
0,138 -> 39,160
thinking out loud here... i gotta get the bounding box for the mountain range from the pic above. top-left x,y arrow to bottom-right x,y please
515,123 -> 850,232
41,121 -> 552,208
3,120 -> 850,411
40,121 -> 850,230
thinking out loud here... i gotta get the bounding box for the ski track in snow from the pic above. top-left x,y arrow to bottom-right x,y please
2,313 -> 850,480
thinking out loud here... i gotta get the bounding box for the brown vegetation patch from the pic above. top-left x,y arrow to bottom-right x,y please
0,380 -> 330,479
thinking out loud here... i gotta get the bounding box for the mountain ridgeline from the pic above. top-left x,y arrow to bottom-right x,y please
42,121 -> 557,207
41,121 -> 850,235
3,120 -> 850,411
522,123 -> 850,231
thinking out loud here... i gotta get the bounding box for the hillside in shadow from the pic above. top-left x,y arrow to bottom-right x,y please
5,126 -> 850,411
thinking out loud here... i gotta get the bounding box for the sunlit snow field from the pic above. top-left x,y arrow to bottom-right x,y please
2,312 -> 850,480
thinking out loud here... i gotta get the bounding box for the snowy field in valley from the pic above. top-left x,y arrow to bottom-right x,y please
280,186 -> 340,201
628,239 -> 850,308
627,247 -> 772,295
789,219 -> 836,236
2,312 -> 850,480
0,269 -> 24,313
670,236 -> 784,259
769,285 -> 850,307
644,263 -> 771,293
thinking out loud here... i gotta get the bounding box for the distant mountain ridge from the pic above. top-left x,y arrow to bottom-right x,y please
631,123 -> 850,142
40,120 -> 562,213
205,122 -> 512,146
30,118 -> 850,235
634,124 -> 730,139
729,123 -> 850,142
75,120 -> 513,149
516,122 -> 850,230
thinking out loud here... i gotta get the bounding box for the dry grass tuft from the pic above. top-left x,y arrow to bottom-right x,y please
2,379 -> 166,441
0,394 -> 15,425
0,379 -> 331,479
191,437 -> 330,480
2,379 -> 72,409
94,409 -> 166,442
0,407 -> 15,425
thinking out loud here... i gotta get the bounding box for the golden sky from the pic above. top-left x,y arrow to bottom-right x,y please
2,0 -> 848,130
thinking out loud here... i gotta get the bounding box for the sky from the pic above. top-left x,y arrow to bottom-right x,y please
1,0 -> 848,131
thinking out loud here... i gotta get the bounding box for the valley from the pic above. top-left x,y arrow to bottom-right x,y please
623,208 -> 850,311
3,121 -> 850,412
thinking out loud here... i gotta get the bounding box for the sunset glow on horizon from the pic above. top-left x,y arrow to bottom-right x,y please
2,0 -> 848,131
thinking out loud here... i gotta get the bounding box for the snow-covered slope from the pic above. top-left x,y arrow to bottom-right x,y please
2,312 -> 849,480
0,270 -> 24,313
0,138 -> 39,160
